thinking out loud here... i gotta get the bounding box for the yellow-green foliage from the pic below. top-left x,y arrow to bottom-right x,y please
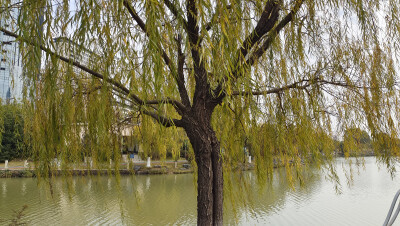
1,0 -> 400,194
139,117 -> 186,160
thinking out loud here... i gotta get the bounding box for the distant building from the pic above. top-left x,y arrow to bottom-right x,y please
0,2 -> 23,103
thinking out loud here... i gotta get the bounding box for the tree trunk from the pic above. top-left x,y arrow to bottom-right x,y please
185,122 -> 224,226
195,149 -> 214,225
212,141 -> 223,226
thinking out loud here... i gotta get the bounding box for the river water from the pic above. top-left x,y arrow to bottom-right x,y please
0,157 -> 399,225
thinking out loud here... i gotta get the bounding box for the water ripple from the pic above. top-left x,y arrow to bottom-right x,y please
0,157 -> 398,225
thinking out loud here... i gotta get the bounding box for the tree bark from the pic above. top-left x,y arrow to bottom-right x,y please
195,148 -> 213,226
184,117 -> 223,226
212,141 -> 223,226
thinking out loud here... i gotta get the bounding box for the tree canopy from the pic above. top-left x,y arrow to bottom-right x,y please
340,127 -> 371,155
0,103 -> 25,162
1,0 -> 400,225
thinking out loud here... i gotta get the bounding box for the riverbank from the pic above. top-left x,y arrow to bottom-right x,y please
0,168 -> 194,178
0,162 -> 192,178
0,159 -> 192,178
1,153 -> 379,178
335,150 -> 376,157
0,162 -> 256,178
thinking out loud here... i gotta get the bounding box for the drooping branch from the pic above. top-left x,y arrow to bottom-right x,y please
123,0 -> 176,76
321,87 -> 366,112
163,0 -> 188,31
204,5 -> 232,31
0,1 -> 23,14
123,0 -> 191,110
231,79 -> 311,96
0,27 -> 186,126
198,4 -> 232,44
80,85 -> 103,96
3,27 -> 131,96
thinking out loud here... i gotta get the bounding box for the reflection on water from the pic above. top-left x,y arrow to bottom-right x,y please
0,157 -> 399,225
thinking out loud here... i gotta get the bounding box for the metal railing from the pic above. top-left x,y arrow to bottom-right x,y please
383,189 -> 400,226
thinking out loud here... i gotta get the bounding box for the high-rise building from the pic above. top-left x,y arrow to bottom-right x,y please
0,2 -> 23,103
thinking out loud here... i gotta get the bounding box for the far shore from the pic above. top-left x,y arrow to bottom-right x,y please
0,159 -> 194,178
0,165 -> 257,178
0,168 -> 195,178
1,152 -> 378,178
0,159 -> 256,178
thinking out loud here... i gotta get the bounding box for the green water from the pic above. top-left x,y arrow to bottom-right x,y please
0,157 -> 399,225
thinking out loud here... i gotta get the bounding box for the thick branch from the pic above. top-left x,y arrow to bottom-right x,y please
246,0 -> 304,66
175,35 -> 191,107
187,0 -> 199,47
185,0 -> 214,111
237,0 -> 281,60
213,1 -> 303,100
145,97 -> 186,115
186,0 -> 203,79
187,0 -> 210,103
122,0 -> 146,33
142,109 -> 184,127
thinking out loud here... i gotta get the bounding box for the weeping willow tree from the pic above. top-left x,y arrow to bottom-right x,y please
1,0 -> 400,225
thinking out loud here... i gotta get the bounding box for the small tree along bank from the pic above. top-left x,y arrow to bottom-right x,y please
2,1 -> 400,225
0,103 -> 26,162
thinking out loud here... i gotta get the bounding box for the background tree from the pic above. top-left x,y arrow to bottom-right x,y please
1,0 -> 400,225
0,103 -> 26,162
341,128 -> 372,157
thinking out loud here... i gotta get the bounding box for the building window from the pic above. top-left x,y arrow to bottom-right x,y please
1,59 -> 5,62
0,68 -> 5,70
2,50 -> 7,53
2,41 -> 12,45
